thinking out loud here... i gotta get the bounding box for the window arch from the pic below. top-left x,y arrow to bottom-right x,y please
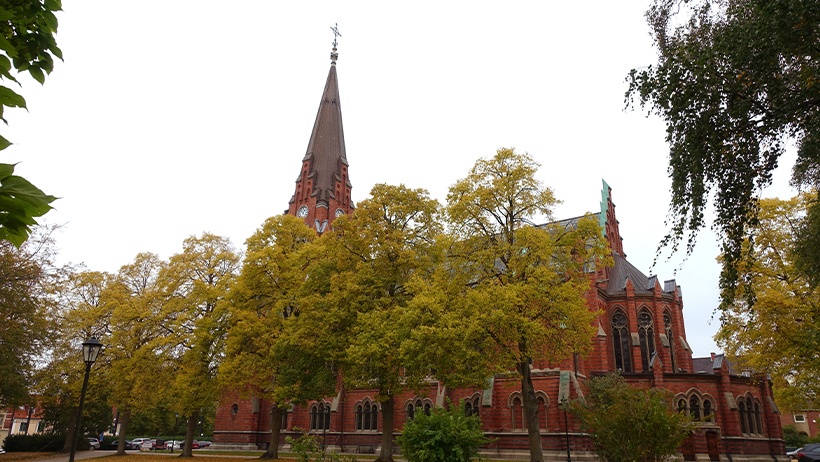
612,310 -> 632,372
405,398 -> 432,422
510,394 -> 524,431
738,400 -> 748,433
754,401 -> 763,434
663,311 -> 677,372
676,392 -> 716,423
309,402 -> 330,431
355,399 -> 378,431
464,394 -> 481,418
536,393 -> 548,430
637,308 -> 656,372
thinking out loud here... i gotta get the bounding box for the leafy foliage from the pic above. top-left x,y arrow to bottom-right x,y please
572,374 -> 694,462
2,433 -> 71,452
714,194 -> 820,410
0,226 -> 60,406
626,0 -> 820,308
0,163 -> 56,246
442,148 -> 610,462
396,401 -> 489,462
0,0 -> 64,245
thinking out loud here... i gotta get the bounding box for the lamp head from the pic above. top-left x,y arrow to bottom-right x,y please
82,337 -> 103,365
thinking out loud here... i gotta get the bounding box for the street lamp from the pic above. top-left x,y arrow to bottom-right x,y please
68,337 -> 103,462
561,398 -> 571,462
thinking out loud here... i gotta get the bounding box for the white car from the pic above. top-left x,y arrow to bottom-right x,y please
166,440 -> 183,451
87,438 -> 100,450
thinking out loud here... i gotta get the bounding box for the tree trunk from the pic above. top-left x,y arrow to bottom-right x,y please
518,360 -> 544,462
115,409 -> 131,456
179,410 -> 198,458
62,406 -> 78,453
261,405 -> 282,459
375,394 -> 394,462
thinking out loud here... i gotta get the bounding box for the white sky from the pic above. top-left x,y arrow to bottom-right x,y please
6,1 -> 798,357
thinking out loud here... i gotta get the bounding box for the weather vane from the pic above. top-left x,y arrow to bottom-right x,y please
331,23 -> 341,48
330,23 -> 341,64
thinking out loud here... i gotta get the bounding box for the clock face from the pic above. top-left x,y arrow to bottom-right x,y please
297,206 -> 309,218
335,208 -> 345,217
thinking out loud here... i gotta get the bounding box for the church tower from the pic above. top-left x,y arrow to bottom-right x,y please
286,31 -> 353,233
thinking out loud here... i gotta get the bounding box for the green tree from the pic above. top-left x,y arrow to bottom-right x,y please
625,0 -> 820,307
102,252 -> 176,454
0,0 -> 63,245
714,193 -> 820,410
0,225 -> 60,406
396,400 -> 489,462
572,374 -> 694,462
444,148 -> 610,462
161,233 -> 240,457
221,214 -> 336,460
309,184 -> 444,462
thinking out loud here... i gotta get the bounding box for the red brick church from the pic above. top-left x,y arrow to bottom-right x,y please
212,42 -> 786,461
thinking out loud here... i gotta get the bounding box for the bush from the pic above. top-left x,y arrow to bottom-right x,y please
396,401 -> 489,462
2,433 -> 69,452
284,431 -> 358,462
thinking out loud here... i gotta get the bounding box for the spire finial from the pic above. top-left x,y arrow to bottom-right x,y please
330,23 -> 341,65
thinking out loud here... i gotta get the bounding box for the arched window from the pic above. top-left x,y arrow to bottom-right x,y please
371,402 -> 378,430
612,310 -> 632,372
511,395 -> 524,430
638,309 -> 656,371
406,399 -> 429,422
364,402 -> 372,430
689,395 -> 701,421
230,403 -> 239,418
423,402 -> 432,416
664,311 -> 677,372
406,402 -> 415,421
703,399 -> 714,422
279,407 -> 288,430
677,398 -> 688,414
355,404 -> 363,430
753,401 -> 763,434
310,402 -> 330,431
464,395 -> 481,418
738,400 -> 748,433
537,395 -> 548,430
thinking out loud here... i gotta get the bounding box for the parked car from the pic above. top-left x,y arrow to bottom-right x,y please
798,444 -> 820,462
166,440 -> 183,451
789,448 -> 803,459
87,438 -> 100,450
196,440 -> 211,448
102,440 -> 131,450
140,439 -> 155,451
129,438 -> 150,450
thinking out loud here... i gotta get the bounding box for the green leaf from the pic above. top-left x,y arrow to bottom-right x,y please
0,34 -> 17,59
0,163 -> 15,179
28,66 -> 44,85
0,86 -> 26,108
0,55 -> 11,73
0,134 -> 10,151
44,0 -> 62,12
42,11 -> 58,32
0,7 -> 13,21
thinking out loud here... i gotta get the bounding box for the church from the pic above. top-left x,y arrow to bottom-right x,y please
211,40 -> 786,461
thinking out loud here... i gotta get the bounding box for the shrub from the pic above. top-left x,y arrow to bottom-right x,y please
396,401 -> 489,462
2,433 -> 68,452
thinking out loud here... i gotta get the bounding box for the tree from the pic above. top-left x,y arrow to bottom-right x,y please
572,374 -> 694,462
625,0 -> 820,307
0,225 -> 60,406
396,399 -> 489,462
221,214 -> 336,459
309,183 -> 444,462
444,148 -> 610,462
714,193 -> 820,410
0,0 -> 63,245
102,252 -> 175,455
160,233 -> 240,457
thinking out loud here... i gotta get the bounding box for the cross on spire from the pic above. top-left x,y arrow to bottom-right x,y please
330,23 -> 341,64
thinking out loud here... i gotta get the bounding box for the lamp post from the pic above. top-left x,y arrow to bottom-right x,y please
68,337 -> 103,462
561,398 -> 571,462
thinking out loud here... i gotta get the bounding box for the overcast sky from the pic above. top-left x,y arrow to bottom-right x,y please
7,1 -> 798,357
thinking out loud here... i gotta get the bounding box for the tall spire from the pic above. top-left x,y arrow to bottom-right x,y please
287,26 -> 353,233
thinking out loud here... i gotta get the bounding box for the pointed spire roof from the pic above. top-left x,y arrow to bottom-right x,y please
301,62 -> 349,205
